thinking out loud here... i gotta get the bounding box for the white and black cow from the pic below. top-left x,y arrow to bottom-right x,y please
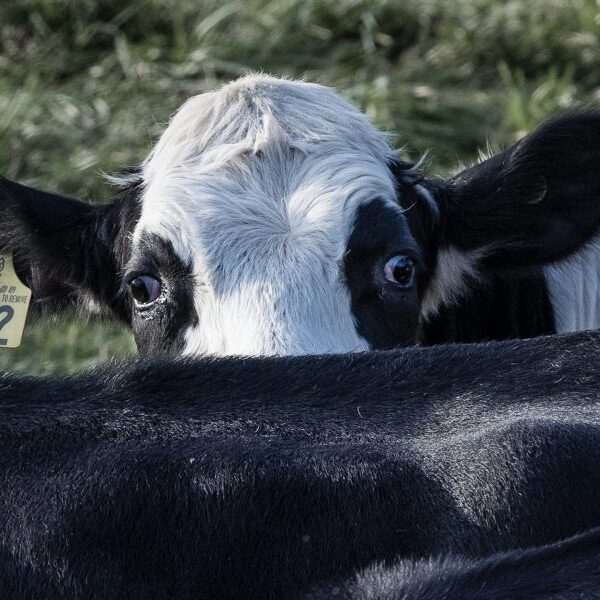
2,74 -> 600,356
2,330 -> 600,598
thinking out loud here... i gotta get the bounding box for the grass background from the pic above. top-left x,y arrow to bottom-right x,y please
1,0 -> 599,374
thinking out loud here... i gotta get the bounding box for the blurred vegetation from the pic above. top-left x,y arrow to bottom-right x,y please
1,0 -> 599,374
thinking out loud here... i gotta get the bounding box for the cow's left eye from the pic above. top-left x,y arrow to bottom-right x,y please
129,275 -> 162,305
383,255 -> 415,287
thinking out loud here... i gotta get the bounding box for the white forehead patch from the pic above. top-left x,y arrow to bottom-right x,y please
133,74 -> 399,356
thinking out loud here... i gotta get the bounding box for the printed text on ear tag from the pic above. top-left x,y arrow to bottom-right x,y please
0,254 -> 32,348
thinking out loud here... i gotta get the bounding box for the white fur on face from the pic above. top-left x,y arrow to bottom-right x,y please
133,75 -> 400,356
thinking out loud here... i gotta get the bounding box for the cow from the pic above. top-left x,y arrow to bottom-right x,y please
2,329 -> 600,598
2,74 -> 600,357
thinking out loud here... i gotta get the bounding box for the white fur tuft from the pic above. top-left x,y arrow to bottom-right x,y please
420,247 -> 486,320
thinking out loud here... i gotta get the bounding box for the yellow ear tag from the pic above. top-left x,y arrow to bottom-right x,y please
0,254 -> 32,348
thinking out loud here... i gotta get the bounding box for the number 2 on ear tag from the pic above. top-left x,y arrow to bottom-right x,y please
0,254 -> 32,348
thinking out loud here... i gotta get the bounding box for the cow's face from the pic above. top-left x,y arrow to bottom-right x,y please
3,76 -> 600,357
128,77 -> 428,355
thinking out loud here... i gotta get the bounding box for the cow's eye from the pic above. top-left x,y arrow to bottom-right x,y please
129,275 -> 162,305
383,255 -> 415,287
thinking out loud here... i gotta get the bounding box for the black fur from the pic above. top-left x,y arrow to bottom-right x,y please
309,526 -> 600,599
421,273 -> 555,343
436,112 -> 600,269
2,331 -> 600,598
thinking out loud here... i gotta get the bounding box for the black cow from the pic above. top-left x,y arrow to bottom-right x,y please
2,75 -> 600,356
2,330 -> 600,598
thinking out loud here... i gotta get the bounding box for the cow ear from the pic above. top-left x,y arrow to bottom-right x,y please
0,176 -> 139,323
438,113 -> 600,270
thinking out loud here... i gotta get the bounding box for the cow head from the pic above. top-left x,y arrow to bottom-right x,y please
2,75 -> 600,356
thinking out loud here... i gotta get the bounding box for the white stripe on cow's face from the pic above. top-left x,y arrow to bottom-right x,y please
132,75 -> 400,356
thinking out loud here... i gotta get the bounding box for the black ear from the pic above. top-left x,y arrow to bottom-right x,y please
438,113 -> 600,270
0,176 -> 140,323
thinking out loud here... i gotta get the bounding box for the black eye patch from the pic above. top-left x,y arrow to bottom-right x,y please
344,199 -> 424,350
125,233 -> 198,356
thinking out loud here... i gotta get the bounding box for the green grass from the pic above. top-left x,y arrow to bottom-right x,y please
0,318 -> 136,376
1,0 -> 599,374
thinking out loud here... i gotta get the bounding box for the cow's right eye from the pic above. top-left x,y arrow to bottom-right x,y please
129,275 -> 162,305
383,255 -> 416,288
